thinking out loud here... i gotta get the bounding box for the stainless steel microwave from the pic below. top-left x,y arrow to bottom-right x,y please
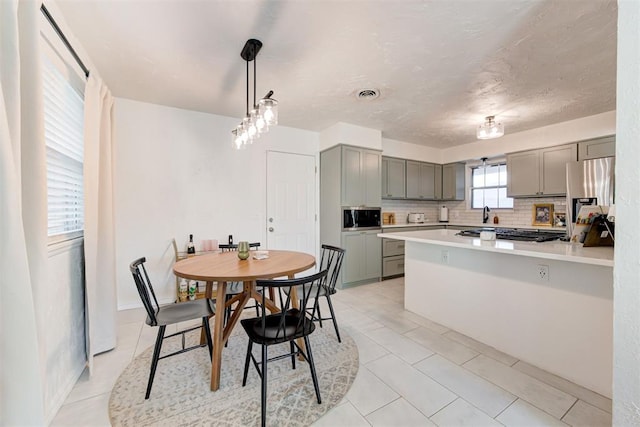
343,207 -> 381,231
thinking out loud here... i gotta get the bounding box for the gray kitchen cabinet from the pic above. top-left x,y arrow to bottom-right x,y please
578,135 -> 615,160
382,227 -> 408,279
341,146 -> 381,207
406,161 -> 436,199
382,157 -> 406,198
342,230 -> 381,285
381,225 -> 441,279
442,162 -> 465,200
434,164 -> 443,199
507,144 -> 577,197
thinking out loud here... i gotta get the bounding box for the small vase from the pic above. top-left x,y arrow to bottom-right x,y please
237,241 -> 250,260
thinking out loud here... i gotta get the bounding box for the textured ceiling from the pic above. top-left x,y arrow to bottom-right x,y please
54,0 -> 617,148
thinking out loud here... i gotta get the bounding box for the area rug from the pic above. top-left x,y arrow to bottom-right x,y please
109,323 -> 359,426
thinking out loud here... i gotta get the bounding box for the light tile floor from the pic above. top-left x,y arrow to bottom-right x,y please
51,278 -> 612,426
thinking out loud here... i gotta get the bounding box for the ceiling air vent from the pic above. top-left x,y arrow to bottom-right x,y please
356,89 -> 380,100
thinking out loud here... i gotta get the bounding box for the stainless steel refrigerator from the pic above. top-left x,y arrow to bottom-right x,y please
566,157 -> 615,237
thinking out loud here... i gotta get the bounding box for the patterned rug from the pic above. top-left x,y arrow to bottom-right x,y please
109,322 -> 359,426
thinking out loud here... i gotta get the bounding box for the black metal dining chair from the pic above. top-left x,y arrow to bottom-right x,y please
296,244 -> 346,342
129,257 -> 215,399
241,269 -> 328,427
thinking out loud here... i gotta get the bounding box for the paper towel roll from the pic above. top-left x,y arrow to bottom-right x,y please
439,206 -> 449,222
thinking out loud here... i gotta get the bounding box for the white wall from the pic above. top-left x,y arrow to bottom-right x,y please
319,122 -> 382,151
613,1 -> 640,425
382,137 -> 442,163
113,98 -> 319,308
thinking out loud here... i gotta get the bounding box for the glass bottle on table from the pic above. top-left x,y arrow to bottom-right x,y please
187,234 -> 195,255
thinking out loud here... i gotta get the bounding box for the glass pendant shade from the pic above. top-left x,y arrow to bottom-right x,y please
249,109 -> 261,138
476,116 -> 504,140
259,97 -> 278,126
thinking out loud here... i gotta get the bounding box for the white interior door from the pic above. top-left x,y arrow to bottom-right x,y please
266,151 -> 316,255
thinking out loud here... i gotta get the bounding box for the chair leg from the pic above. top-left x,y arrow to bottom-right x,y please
202,317 -> 213,358
290,341 -> 296,370
145,325 -> 166,399
325,294 -> 342,343
316,303 -> 324,328
261,344 -> 268,427
304,335 -> 322,404
242,340 -> 253,387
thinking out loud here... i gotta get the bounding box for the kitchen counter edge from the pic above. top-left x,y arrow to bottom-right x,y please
378,229 -> 613,267
381,222 -> 567,232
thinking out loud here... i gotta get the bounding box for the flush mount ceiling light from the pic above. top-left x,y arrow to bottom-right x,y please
476,116 -> 504,140
231,39 -> 278,150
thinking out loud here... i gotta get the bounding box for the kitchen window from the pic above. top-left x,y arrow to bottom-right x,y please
471,163 -> 514,209
43,49 -> 85,242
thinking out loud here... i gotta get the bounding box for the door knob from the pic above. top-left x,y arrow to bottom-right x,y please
268,227 -> 274,232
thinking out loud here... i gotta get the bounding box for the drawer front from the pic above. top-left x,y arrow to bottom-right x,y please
383,255 -> 405,277
383,239 -> 405,256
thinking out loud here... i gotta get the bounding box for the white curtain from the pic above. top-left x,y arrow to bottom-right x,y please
0,0 -> 47,425
83,75 -> 116,369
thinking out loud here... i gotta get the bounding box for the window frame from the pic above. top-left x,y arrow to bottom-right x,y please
469,161 -> 514,210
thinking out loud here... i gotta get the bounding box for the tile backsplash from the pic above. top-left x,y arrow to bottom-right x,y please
382,197 -> 566,228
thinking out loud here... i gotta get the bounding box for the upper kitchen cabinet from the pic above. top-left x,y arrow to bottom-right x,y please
406,161 -> 437,199
578,135 -> 615,160
434,164 -> 443,200
382,157 -> 406,199
507,144 -> 577,197
442,163 -> 465,200
340,145 -> 382,207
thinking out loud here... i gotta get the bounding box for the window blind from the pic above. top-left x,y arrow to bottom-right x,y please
43,55 -> 85,238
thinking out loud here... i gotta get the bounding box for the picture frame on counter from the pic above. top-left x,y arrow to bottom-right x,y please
554,212 -> 566,227
532,203 -> 554,226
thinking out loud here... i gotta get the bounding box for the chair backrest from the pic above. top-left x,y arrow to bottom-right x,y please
172,238 -> 187,262
255,269 -> 328,341
319,244 -> 346,292
219,242 -> 261,252
129,257 -> 160,326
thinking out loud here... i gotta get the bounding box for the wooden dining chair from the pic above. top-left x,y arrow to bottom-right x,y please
129,257 -> 215,399
241,269 -> 328,427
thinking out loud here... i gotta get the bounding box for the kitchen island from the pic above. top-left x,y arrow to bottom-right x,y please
380,229 -> 613,397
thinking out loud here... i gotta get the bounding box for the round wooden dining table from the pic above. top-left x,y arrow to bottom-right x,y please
173,249 -> 315,391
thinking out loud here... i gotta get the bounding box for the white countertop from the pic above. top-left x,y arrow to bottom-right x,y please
378,229 -> 613,267
382,222 -> 567,232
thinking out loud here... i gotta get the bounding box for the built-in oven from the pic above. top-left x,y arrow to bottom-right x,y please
343,207 -> 381,231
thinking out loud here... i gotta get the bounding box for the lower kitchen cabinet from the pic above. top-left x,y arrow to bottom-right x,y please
383,255 -> 405,277
381,225 -> 442,279
341,230 -> 381,286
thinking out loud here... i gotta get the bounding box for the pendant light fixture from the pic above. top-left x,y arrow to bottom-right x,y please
476,115 -> 504,140
231,39 -> 278,149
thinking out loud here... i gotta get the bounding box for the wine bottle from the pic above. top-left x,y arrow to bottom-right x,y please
187,234 -> 196,254
228,235 -> 233,245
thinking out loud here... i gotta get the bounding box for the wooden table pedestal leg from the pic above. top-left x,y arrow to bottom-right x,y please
210,281 -> 227,391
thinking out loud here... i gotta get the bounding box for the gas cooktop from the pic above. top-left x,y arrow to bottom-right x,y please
456,228 -> 565,242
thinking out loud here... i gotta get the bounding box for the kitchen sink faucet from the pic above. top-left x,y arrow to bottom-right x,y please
483,206 -> 491,223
